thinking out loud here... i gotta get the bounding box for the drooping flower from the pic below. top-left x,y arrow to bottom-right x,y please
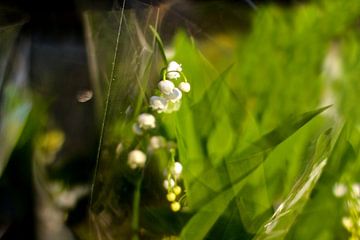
164,88 -> 182,103
163,178 -> 175,190
171,162 -> 183,178
149,136 -> 166,151
150,96 -> 168,113
158,80 -> 175,95
166,61 -> 182,79
128,150 -> 147,169
352,183 -> 360,197
178,82 -> 191,93
137,113 -> 156,130
333,183 -> 347,198
164,101 -> 181,113
342,217 -> 353,231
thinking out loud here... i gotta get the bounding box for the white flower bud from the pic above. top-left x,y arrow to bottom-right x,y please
150,96 -> 168,113
167,61 -> 182,72
165,88 -> 182,103
178,82 -> 190,93
163,178 -> 175,190
333,183 -> 347,197
137,113 -> 156,130
172,162 -> 183,178
127,150 -> 147,169
342,217 -> 353,231
167,71 -> 181,80
166,61 -> 182,79
158,80 -> 175,95
352,183 -> 360,197
149,136 -> 166,151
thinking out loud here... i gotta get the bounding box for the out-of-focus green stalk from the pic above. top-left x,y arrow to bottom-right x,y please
132,177 -> 142,240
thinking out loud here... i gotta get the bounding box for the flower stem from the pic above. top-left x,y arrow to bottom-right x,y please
132,176 -> 142,240
180,71 -> 188,82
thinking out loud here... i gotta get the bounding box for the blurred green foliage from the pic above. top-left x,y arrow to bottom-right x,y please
81,0 -> 360,239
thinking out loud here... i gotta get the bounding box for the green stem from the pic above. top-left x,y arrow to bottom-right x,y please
180,71 -> 188,82
149,25 -> 168,65
132,176 -> 142,240
161,68 -> 167,80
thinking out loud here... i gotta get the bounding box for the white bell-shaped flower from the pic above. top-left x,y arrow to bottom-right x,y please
149,136 -> 166,151
128,150 -> 147,169
165,88 -> 182,103
163,178 -> 175,190
137,113 -> 156,130
166,61 -> 182,79
333,183 -> 347,197
352,183 -> 360,197
167,71 -> 180,80
167,61 -> 182,72
164,101 -> 181,113
171,162 -> 183,178
158,80 -> 175,95
150,96 -> 168,113
178,82 -> 191,93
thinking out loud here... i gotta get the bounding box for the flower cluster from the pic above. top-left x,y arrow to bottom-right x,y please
163,159 -> 184,212
125,60 -> 188,212
333,182 -> 360,238
150,61 -> 190,114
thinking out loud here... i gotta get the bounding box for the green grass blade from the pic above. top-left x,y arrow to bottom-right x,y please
149,25 -> 168,65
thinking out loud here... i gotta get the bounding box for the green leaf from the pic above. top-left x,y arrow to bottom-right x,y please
0,84 -> 32,176
284,124 -> 359,239
188,106 -> 330,207
149,25 -> 168,65
253,128 -> 332,240
180,106 -> 329,240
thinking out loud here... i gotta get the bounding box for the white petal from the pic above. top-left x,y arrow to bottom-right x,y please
158,80 -> 175,95
166,71 -> 180,80
164,88 -> 182,103
333,183 -> 347,197
172,162 -> 183,178
163,178 -> 175,190
150,96 -> 168,112
178,82 -> 191,93
128,150 -> 147,169
167,61 -> 182,72
138,113 -> 156,129
164,101 -> 181,113
352,183 -> 360,197
149,136 -> 166,150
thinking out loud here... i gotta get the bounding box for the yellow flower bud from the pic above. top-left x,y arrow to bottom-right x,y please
173,186 -> 182,195
166,192 -> 176,202
171,201 -> 181,212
